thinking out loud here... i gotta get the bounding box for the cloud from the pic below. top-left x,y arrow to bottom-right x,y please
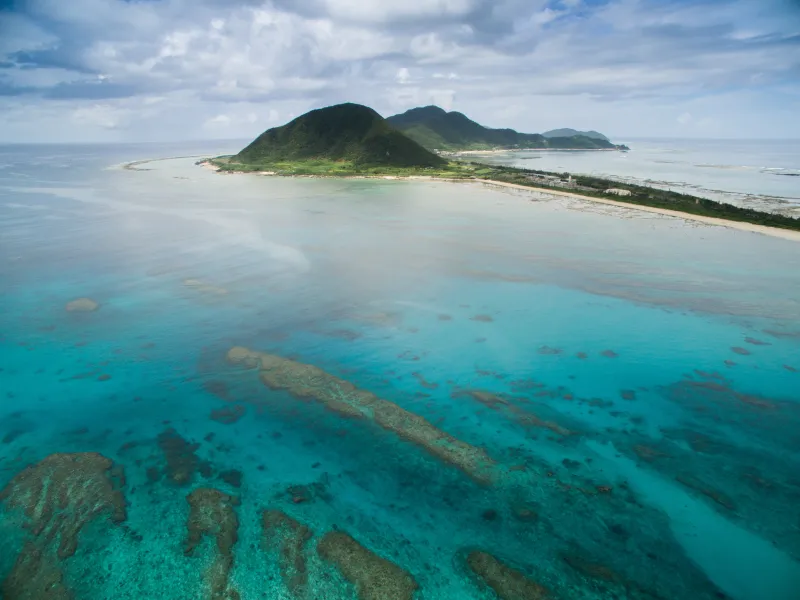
0,0 -> 798,141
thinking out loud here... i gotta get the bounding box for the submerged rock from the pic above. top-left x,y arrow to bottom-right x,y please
185,488 -> 240,600
317,531 -> 419,600
262,510 -> 313,598
64,297 -> 99,312
466,550 -> 550,599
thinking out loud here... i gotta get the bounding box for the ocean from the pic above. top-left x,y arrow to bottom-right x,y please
470,137 -> 800,216
1,141 -> 799,600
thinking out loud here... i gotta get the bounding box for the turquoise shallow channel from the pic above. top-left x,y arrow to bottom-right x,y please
1,142 -> 799,600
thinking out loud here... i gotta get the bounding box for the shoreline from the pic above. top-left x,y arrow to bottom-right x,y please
471,179 -> 800,242
195,159 -> 800,242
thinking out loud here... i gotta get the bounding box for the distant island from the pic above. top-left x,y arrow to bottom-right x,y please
206,102 -> 799,235
385,105 -> 627,151
542,128 -> 610,141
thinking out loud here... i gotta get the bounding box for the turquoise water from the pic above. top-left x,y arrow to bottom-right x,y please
1,143 -> 799,600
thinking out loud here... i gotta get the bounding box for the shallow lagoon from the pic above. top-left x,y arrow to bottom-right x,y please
1,143 -> 799,600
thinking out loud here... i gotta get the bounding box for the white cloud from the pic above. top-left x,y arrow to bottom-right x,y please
72,103 -> 129,129
0,0 -> 797,141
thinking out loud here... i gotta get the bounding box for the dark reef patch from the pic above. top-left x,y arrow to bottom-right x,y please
210,404 -> 246,424
157,428 -> 202,485
675,474 -> 736,510
219,469 -> 243,488
412,372 -> 439,390
537,346 -> 562,355
204,380 -> 231,401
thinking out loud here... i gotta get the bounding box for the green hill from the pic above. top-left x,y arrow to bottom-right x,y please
386,106 -> 621,151
543,128 -> 610,141
235,103 -> 445,168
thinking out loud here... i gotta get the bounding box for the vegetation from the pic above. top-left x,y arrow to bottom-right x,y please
235,103 -> 445,168
385,105 -> 626,151
209,156 -> 800,232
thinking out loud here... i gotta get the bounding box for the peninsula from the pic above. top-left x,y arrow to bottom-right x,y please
206,103 -> 800,236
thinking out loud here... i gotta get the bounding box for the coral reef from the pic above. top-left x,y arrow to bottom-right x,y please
0,453 -> 127,599
0,452 -> 127,559
227,347 -> 496,484
317,531 -> 419,600
210,404 -> 246,424
64,298 -> 99,312
675,474 -> 736,510
466,550 -> 550,600
1,542 -> 71,600
157,428 -> 202,485
262,510 -> 313,597
459,389 -> 575,438
185,488 -> 240,600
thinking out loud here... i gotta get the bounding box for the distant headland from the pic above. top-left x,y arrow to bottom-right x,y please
386,105 -> 628,152
204,102 -> 799,237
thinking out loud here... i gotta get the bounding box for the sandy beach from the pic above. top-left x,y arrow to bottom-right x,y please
473,179 -> 800,242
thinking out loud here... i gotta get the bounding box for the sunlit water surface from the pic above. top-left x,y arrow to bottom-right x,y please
1,142 -> 799,600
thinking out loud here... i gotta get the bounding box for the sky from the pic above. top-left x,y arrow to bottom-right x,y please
0,0 -> 798,143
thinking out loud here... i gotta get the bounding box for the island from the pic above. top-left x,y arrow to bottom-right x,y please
205,102 -> 800,236
385,105 -> 628,151
542,128 -> 611,142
